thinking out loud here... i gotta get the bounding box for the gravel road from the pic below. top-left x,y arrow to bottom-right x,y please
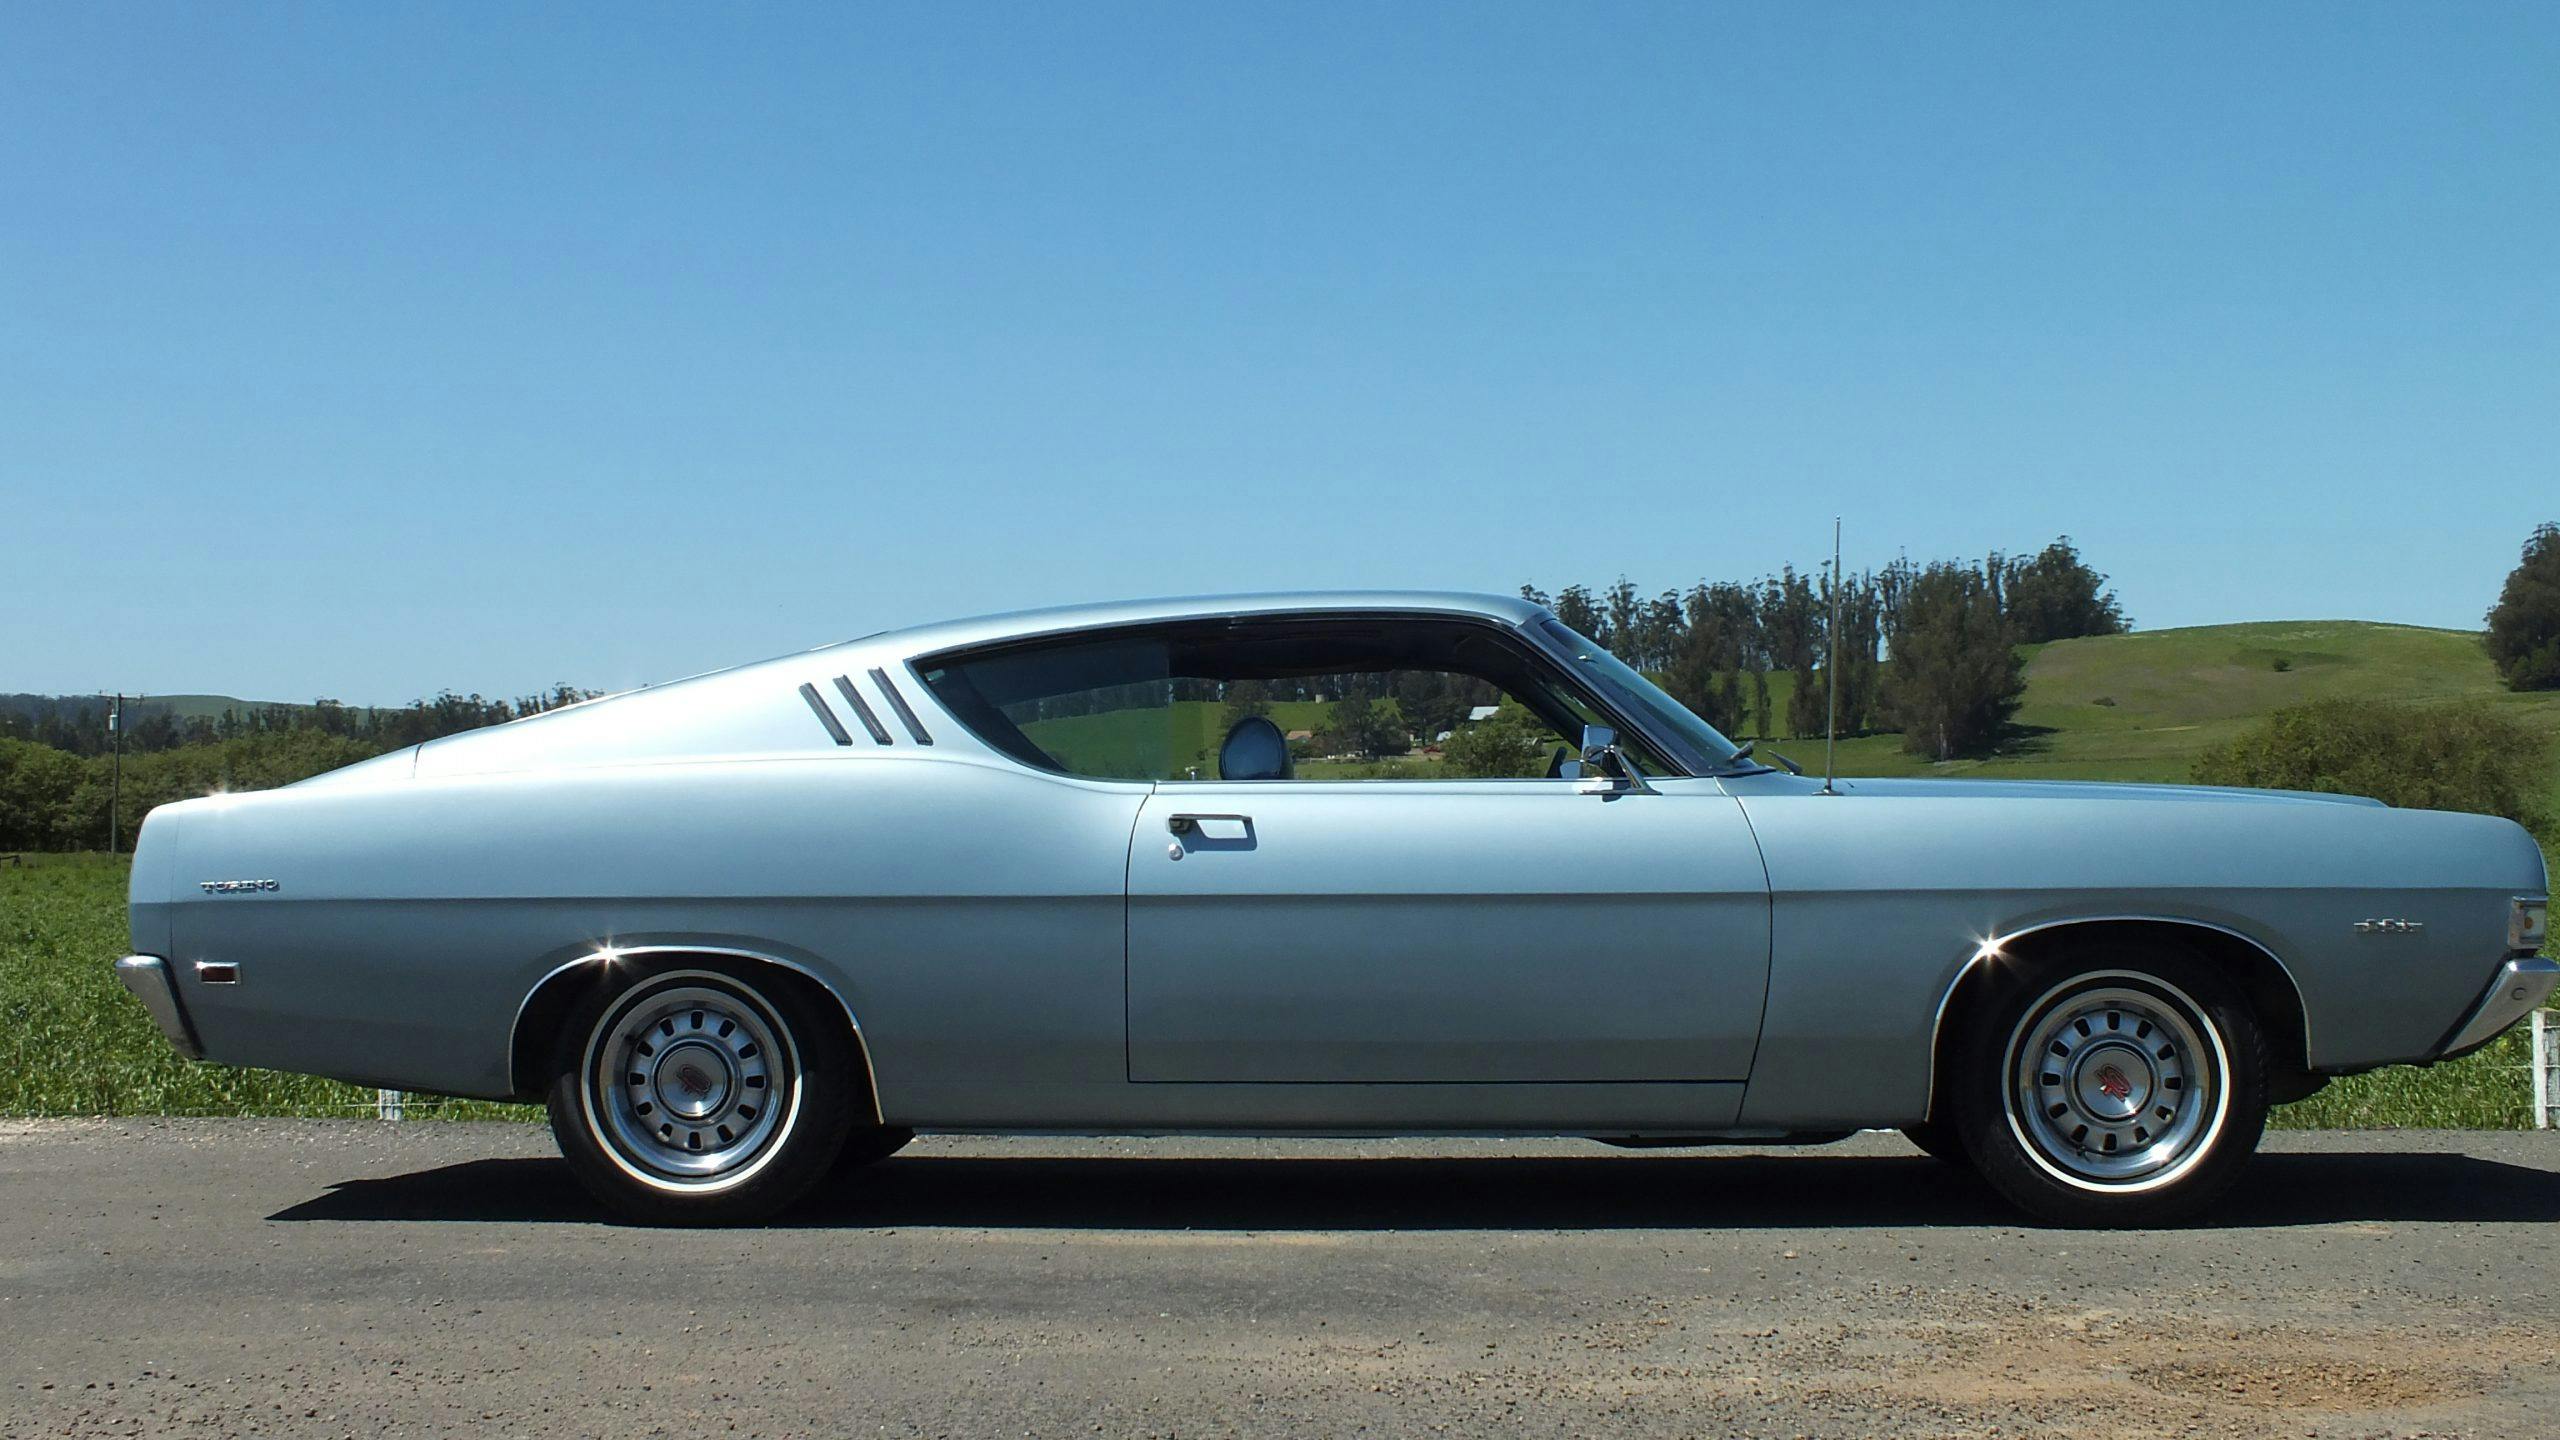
5,1121 -> 2557,1438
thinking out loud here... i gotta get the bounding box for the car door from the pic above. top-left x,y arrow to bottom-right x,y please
1125,777 -> 1771,1083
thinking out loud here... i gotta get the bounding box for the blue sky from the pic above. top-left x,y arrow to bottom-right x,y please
6,5 -> 2554,703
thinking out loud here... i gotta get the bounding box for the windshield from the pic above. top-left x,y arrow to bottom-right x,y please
1531,617 -> 1747,772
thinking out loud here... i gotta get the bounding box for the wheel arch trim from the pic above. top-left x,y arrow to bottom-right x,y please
507,944 -> 883,1123
1923,914 -> 2310,1120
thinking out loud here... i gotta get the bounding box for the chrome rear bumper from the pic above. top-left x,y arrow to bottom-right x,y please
2438,956 -> 2559,1058
113,955 -> 203,1060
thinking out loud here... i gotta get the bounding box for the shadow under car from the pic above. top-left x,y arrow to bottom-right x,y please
266,1146 -> 2560,1230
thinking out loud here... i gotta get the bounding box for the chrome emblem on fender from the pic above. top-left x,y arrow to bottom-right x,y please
199,879 -> 281,895
2353,918 -> 2423,935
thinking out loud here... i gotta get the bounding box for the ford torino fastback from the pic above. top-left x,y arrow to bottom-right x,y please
115,592 -> 2552,1225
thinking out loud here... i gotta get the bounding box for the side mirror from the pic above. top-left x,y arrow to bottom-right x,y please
1579,725 -> 1615,769
1569,724 -> 1652,794
1557,725 -> 1607,781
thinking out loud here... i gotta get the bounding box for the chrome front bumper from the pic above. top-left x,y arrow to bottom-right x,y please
113,955 -> 203,1060
2438,956 -> 2559,1058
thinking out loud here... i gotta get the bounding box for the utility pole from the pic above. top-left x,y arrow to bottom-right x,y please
101,692 -> 141,854
1820,518 -> 1842,796
109,693 -> 123,853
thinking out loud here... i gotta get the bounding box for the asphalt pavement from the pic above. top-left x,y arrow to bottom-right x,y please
6,1120 -> 2558,1438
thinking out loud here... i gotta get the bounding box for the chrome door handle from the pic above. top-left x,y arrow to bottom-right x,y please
1167,813 -> 1251,835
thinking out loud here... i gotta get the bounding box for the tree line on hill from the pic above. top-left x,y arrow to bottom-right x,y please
972,538 -> 2124,768
0,686 -> 595,852
3,524 -> 2557,852
1523,536 -> 2129,759
0,685 -> 596,759
1107,537 -> 2133,769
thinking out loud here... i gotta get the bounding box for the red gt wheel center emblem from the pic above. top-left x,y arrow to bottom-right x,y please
2094,1064 -> 2132,1100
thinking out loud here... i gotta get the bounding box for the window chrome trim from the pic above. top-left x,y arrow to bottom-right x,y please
905,609 -> 1699,782
1510,618 -> 1708,777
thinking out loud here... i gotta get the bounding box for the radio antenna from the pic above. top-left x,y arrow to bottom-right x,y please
1821,518 -> 1841,796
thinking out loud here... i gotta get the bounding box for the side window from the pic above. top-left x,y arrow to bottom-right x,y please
1205,672 -> 1570,780
919,616 -> 1668,784
917,637 -> 1176,781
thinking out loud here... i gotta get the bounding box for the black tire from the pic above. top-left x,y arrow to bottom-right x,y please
546,961 -> 858,1225
835,1125 -> 915,1173
1946,941 -> 2268,1228
1897,1121 -> 1967,1165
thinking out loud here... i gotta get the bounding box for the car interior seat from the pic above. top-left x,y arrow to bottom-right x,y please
1218,715 -> 1293,781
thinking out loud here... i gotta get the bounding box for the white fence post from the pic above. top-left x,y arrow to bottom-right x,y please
377,1088 -> 404,1122
2534,1012 -> 2552,1131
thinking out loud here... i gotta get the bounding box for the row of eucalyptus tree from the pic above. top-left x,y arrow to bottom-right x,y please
1523,536 -> 2129,757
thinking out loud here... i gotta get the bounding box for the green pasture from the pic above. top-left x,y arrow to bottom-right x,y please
0,854 -> 530,1119
1755,621 -> 2560,809
6,618 -> 2551,1125
1,848 -> 2539,1128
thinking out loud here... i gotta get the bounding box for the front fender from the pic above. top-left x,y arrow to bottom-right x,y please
1723,772 -> 2545,1128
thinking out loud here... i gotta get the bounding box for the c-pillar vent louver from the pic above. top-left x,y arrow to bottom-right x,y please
831,675 -> 894,744
801,675 -> 898,746
799,683 -> 854,745
868,668 -> 933,745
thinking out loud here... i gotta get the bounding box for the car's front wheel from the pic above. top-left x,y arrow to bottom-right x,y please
546,963 -> 858,1224
1947,942 -> 2268,1227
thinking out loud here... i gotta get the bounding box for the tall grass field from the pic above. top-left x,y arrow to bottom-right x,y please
4,618 -> 2551,1125
1,855 -> 531,1119
0,849 -> 2539,1128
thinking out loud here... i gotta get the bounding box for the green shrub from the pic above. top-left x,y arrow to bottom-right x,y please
1441,708 -> 1553,778
0,731 -> 381,853
0,739 -> 88,850
2192,697 -> 2550,832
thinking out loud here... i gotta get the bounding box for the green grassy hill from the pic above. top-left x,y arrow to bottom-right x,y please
141,693 -> 296,721
1752,622 -> 2560,810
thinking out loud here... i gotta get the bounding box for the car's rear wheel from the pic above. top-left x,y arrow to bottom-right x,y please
1947,942 -> 2268,1227
547,963 -> 857,1224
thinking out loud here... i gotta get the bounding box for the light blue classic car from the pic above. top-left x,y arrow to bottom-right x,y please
116,592 -> 2550,1226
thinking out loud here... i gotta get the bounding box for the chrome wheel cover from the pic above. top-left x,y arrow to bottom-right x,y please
581,974 -> 801,1193
2004,974 -> 2228,1193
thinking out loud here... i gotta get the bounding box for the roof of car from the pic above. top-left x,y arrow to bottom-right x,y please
840,590 -> 1551,659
